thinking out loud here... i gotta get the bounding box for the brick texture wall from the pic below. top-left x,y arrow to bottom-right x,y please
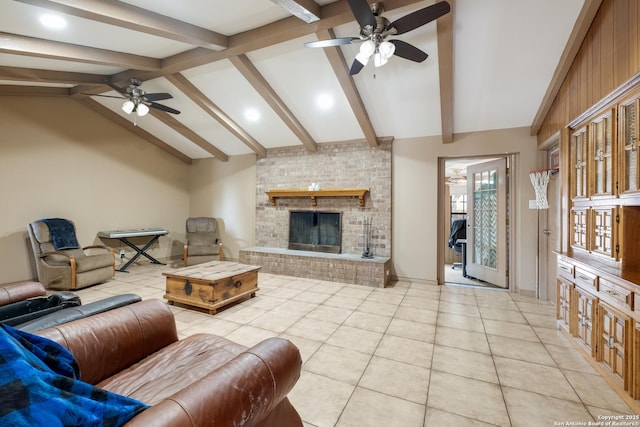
255,140 -> 392,257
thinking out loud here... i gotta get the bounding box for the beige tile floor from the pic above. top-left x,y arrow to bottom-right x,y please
74,263 -> 639,427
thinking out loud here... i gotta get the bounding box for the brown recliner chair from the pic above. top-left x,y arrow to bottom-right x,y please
36,299 -> 303,426
183,217 -> 223,266
28,219 -> 115,290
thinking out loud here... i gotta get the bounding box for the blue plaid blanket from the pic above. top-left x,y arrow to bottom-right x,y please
40,218 -> 80,250
0,324 -> 148,426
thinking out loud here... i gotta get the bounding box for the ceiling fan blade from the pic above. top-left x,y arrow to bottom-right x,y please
389,40 -> 428,62
305,37 -> 362,48
149,102 -> 180,115
348,0 -> 376,30
142,92 -> 173,102
389,1 -> 450,35
349,59 -> 365,75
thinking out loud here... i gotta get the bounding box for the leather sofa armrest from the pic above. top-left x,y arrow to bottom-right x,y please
0,281 -> 46,306
124,337 -> 302,427
36,299 -> 178,385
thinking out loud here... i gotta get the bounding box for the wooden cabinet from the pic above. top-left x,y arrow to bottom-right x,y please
557,277 -> 573,333
570,207 -> 589,251
574,284 -> 597,357
570,126 -> 589,200
619,94 -> 639,195
559,76 -> 640,408
598,301 -> 632,389
556,255 -> 640,404
567,87 -> 640,267
591,110 -> 615,198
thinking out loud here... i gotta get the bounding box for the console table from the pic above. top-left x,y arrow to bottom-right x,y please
98,228 -> 168,272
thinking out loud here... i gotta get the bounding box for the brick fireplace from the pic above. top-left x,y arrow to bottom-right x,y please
239,140 -> 393,287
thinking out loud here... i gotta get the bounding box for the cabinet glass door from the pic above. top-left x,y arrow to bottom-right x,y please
591,111 -> 614,197
571,127 -> 588,199
620,98 -> 639,193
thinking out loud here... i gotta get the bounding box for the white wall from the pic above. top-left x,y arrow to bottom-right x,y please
0,95 -> 539,294
189,155 -> 256,261
0,96 -> 190,283
393,128 -> 539,293
191,127 -> 539,294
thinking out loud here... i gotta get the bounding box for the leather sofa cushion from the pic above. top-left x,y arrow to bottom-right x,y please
97,333 -> 246,405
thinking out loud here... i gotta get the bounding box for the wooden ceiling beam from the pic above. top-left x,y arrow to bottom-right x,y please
0,32 -> 160,71
165,73 -> 267,157
0,85 -> 69,96
0,66 -> 106,85
230,54 -> 317,153
315,28 -> 378,148
147,109 -> 229,162
530,0 -> 603,136
73,97 -> 192,164
437,0 -> 454,144
14,0 -> 228,50
269,0 -> 321,23
161,0 -> 425,74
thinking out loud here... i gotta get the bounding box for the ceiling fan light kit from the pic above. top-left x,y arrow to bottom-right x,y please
90,78 -> 181,120
304,0 -> 450,75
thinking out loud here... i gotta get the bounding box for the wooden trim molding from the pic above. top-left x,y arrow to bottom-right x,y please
437,0 -> 454,144
266,188 -> 370,207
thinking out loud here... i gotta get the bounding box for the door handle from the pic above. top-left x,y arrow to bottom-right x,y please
543,229 -> 551,236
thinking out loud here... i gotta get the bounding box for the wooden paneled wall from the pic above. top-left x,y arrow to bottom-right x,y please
537,0 -> 639,143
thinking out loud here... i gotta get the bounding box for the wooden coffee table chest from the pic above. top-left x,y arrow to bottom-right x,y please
163,261 -> 260,314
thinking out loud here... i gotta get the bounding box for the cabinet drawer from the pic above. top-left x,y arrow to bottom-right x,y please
574,267 -> 598,291
599,278 -> 633,312
557,260 -> 574,280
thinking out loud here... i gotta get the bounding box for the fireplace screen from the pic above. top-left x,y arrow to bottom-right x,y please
288,211 -> 341,254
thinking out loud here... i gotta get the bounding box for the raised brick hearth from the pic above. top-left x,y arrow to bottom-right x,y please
250,140 -> 393,287
239,247 -> 392,288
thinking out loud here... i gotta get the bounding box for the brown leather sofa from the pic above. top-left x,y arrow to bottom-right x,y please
0,280 -> 46,306
36,299 -> 304,426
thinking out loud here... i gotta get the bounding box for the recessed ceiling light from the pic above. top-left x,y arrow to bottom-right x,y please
39,14 -> 67,30
317,94 -> 334,110
245,108 -> 260,122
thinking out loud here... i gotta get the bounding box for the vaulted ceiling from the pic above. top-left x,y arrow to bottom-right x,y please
0,0 -> 589,164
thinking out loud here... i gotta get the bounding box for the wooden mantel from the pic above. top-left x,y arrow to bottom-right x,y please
265,188 -> 369,207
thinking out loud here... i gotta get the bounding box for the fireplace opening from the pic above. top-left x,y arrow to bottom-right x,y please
288,210 -> 341,254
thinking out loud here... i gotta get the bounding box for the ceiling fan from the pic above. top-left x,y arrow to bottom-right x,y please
304,0 -> 450,75
447,168 -> 467,185
92,78 -> 180,116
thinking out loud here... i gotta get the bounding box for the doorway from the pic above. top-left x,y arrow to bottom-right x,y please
439,155 -> 513,290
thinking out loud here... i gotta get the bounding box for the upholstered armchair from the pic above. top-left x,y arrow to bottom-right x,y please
28,219 -> 115,290
183,217 -> 223,266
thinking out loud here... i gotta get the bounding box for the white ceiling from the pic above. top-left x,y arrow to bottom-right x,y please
0,0 -> 585,162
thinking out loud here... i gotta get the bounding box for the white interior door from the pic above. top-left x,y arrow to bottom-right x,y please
466,158 -> 508,288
